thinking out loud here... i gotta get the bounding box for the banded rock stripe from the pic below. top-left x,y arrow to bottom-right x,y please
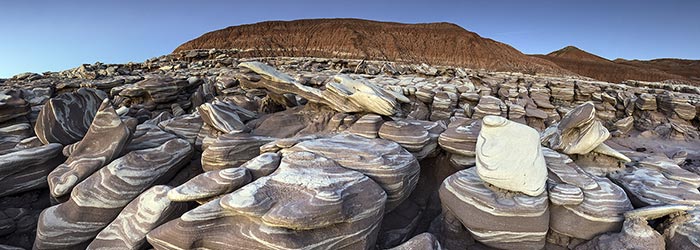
34,138 -> 193,249
0,143 -> 64,197
88,185 -> 187,250
147,151 -> 387,250
439,167 -> 549,250
34,88 -> 107,145
47,99 -> 138,199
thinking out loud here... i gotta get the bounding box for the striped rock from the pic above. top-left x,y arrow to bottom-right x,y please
437,118 -> 480,157
472,96 -> 504,119
238,152 -> 281,180
158,113 -> 204,145
541,102 -> 610,155
544,148 -> 633,240
347,114 -> 384,139
34,88 -> 107,145
379,120 -> 429,152
167,167 -> 251,203
476,116 -> 547,196
124,124 -> 178,152
626,152 -> 700,188
0,143 -> 64,197
0,122 -> 33,155
576,216 -> 664,250
430,91 -> 457,121
664,209 -> 700,249
549,81 -> 575,102
635,93 -> 657,111
201,133 -> 276,171
282,134 -> 419,211
198,101 -> 253,134
147,151 -> 387,249
387,233 -> 442,250
34,138 -> 193,249
403,119 -> 446,159
239,62 -> 406,116
47,99 -> 137,199
0,90 -> 30,123
87,185 -> 187,250
118,77 -> 193,104
548,183 -> 584,206
439,167 -> 549,249
609,166 -> 700,207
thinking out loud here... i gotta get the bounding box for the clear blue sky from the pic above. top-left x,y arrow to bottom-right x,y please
1,0 -> 698,77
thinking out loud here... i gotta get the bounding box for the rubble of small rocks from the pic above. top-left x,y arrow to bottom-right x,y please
0,50 -> 699,249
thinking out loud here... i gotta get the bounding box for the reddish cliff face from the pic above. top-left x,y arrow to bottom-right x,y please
174,18 -> 570,75
534,46 -> 698,85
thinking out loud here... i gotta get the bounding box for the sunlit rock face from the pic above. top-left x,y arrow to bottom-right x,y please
476,115 -> 547,196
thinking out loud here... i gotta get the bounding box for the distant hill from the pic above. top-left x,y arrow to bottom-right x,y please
533,46 -> 698,85
613,58 -> 700,82
174,18 -> 570,75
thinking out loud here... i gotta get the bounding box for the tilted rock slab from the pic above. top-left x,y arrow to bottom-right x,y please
34,88 -> 107,145
87,185 -> 187,250
541,101 -> 609,155
201,133 -> 276,171
0,143 -> 64,197
476,115 -> 547,196
47,99 -> 137,198
437,118 -> 480,157
167,167 -> 251,203
239,61 -> 407,116
198,100 -> 253,134
439,167 -> 549,249
0,90 -> 30,123
34,138 -> 193,249
147,151 -> 387,249
609,166 -> 700,207
544,148 -> 633,240
280,134 -> 420,211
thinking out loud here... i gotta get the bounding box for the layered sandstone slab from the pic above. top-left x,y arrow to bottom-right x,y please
544,148 -> 633,240
0,143 -> 64,197
47,99 -> 137,198
239,61 -> 406,116
34,139 -> 193,249
439,168 -> 549,249
87,185 -> 187,250
147,151 -> 387,249
34,88 -> 106,145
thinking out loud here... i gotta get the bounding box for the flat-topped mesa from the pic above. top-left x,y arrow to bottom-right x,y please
238,61 -> 407,116
476,115 -> 547,196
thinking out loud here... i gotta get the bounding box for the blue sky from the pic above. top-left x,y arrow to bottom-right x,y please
1,0 -> 698,77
